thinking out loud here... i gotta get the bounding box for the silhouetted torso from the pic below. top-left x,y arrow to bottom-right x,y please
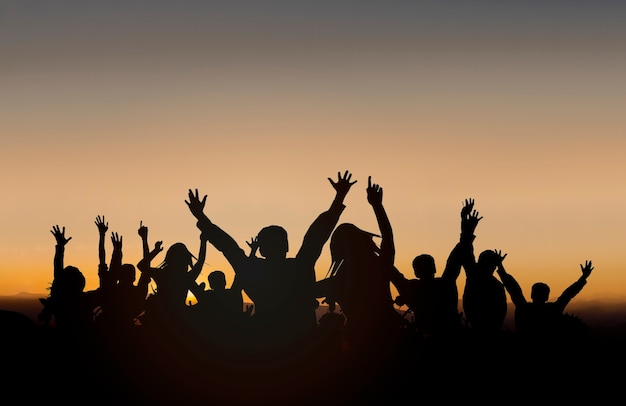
196,201 -> 345,352
402,277 -> 460,335
462,272 -> 507,333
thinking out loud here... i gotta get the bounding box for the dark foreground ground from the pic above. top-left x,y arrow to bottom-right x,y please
2,294 -> 626,405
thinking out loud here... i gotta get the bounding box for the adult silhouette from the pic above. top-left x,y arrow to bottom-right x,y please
186,170 -> 356,355
462,248 -> 508,334
39,225 -> 101,338
95,217 -> 151,333
315,176 -> 405,357
496,258 -> 594,340
137,227 -> 208,336
393,198 -> 481,339
461,201 -> 508,335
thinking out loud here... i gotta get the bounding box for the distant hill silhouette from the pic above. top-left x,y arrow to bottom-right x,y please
0,292 -> 45,323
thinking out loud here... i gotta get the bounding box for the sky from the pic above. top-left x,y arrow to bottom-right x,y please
1,1 -> 626,306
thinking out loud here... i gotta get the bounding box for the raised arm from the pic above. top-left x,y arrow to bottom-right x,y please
135,221 -> 154,294
493,251 -> 527,306
555,260 -> 594,310
94,215 -> 111,290
460,198 -> 482,240
137,238 -> 163,278
95,215 -> 108,271
458,198 -> 483,278
108,232 -> 123,283
188,230 -> 209,282
138,220 -> 150,258
443,199 -> 482,281
246,236 -> 259,258
328,170 -> 357,210
296,170 -> 356,262
51,225 -> 72,278
186,188 -> 247,266
367,176 -> 394,265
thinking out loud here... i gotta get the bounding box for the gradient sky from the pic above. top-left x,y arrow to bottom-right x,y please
2,1 -> 625,305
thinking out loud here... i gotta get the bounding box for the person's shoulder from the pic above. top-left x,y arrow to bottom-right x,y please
236,257 -> 264,275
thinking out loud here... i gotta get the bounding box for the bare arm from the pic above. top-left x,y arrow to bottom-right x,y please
138,221 -> 149,258
296,170 -> 356,262
188,231 -> 209,282
389,265 -> 410,306
494,251 -> 527,306
135,221 -> 153,296
137,239 -> 163,278
328,170 -> 357,209
95,215 -> 111,290
51,225 -> 71,278
186,188 -> 247,267
367,176 -> 394,265
555,260 -> 593,310
109,232 -> 123,283
442,199 -> 482,282
95,215 -> 108,270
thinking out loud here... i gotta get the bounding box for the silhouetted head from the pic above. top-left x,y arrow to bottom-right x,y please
477,250 -> 500,275
161,242 -> 195,270
412,254 -> 436,279
208,270 -> 227,291
51,266 -> 86,296
531,282 -> 550,303
257,225 -> 288,260
329,223 -> 379,268
118,264 -> 136,285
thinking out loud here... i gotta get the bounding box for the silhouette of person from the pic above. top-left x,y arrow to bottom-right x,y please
195,270 -> 245,316
137,228 -> 208,337
97,221 -> 151,333
186,170 -> 356,355
315,176 -> 405,357
190,269 -> 252,354
462,248 -> 508,335
496,258 -> 594,340
39,225 -> 101,338
461,201 -> 508,335
392,198 -> 481,339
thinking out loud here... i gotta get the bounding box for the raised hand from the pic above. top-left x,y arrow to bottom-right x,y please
95,215 -> 108,235
494,249 -> 507,265
461,208 -> 483,236
366,176 -> 383,206
138,220 -> 148,239
580,260 -> 594,279
328,170 -> 357,200
153,240 -> 163,254
186,188 -> 207,218
111,232 -> 123,250
245,304 -> 254,316
247,236 -> 259,258
461,198 -> 475,219
51,225 -> 72,246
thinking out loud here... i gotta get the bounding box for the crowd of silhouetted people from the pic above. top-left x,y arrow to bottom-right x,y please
3,170 -> 619,404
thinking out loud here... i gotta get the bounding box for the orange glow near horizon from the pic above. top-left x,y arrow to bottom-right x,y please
2,3 -> 626,308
